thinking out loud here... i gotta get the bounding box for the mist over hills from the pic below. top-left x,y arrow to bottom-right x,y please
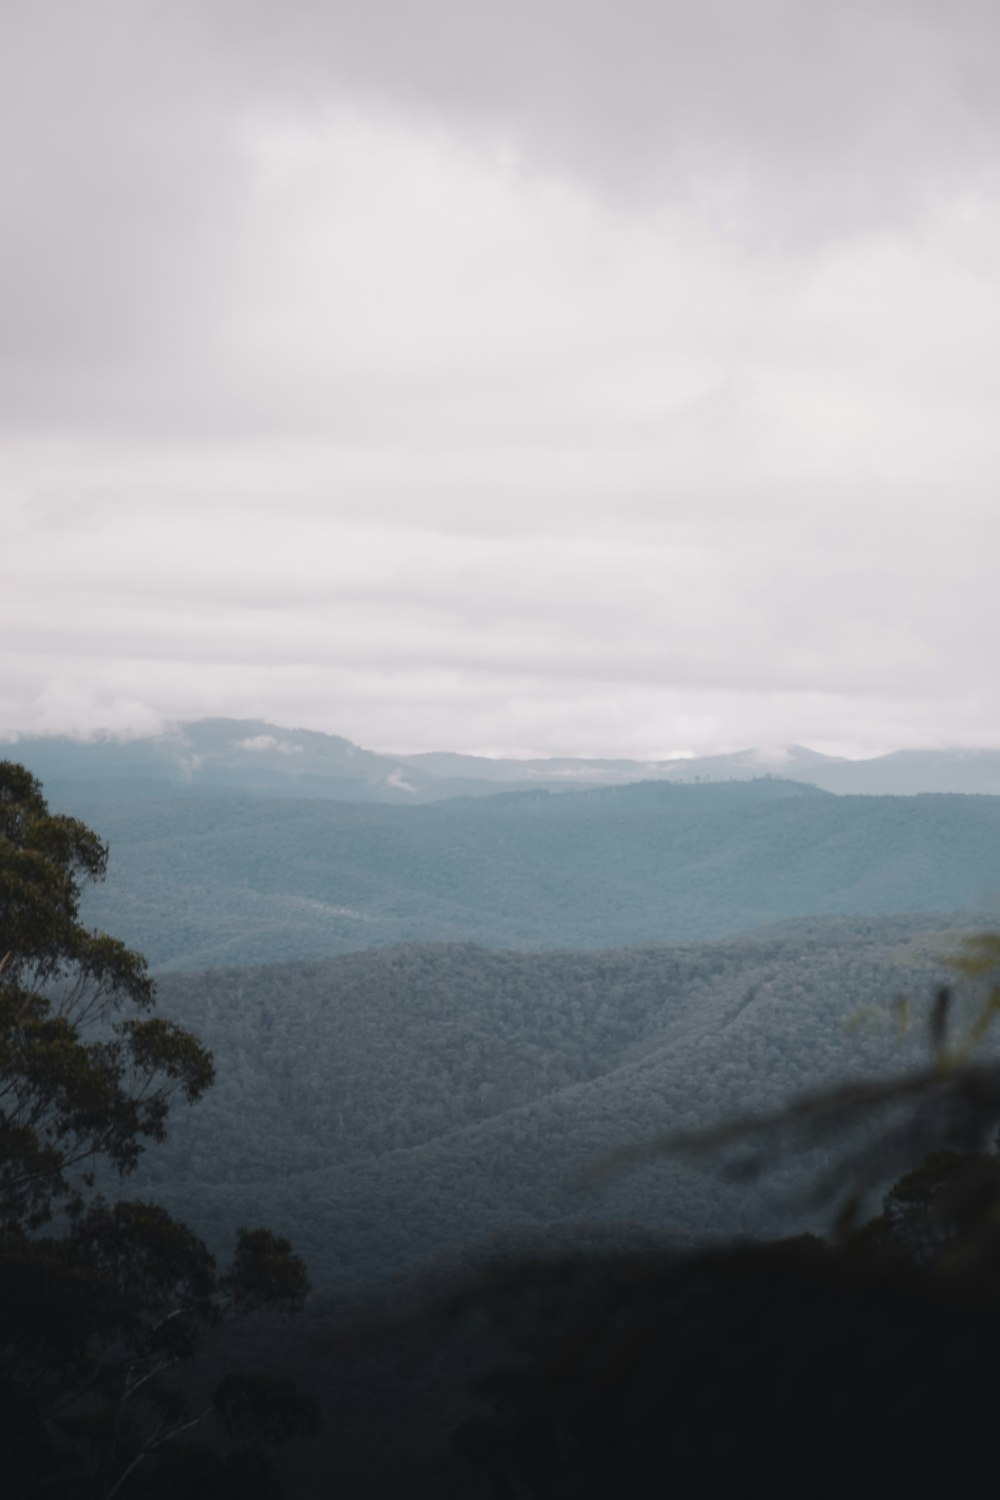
11,717 -> 1000,803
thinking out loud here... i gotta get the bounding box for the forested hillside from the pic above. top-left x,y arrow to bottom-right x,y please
60,779 -> 1000,970
125,916 -> 968,1292
8,757 -> 1000,1497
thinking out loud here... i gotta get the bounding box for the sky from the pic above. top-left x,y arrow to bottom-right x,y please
3,0 -> 1000,759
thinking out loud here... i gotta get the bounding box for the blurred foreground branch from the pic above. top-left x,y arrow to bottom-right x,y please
584,934 -> 1000,1221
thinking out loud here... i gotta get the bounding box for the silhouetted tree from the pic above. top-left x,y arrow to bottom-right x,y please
0,762 -> 316,1498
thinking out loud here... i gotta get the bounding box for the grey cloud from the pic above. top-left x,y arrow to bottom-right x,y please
2,1 -> 999,756
4,489 -> 993,706
2,0 -> 998,437
206,0 -> 1000,227
0,2 -> 249,430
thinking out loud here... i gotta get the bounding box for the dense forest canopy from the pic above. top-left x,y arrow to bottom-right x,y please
46,778 -> 1000,971
125,917 -> 972,1292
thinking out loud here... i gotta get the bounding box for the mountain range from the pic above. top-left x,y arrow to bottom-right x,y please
10,717 -> 1000,802
54,777 -> 1000,971
12,715 -> 1000,1493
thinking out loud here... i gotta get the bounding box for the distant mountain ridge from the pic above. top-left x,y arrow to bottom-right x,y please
60,777 -> 1000,971
9,717 -> 1000,801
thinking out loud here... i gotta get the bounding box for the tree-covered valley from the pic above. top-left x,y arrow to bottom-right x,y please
60,777 -> 1000,971
135,918 -> 966,1293
7,745 -> 1000,1497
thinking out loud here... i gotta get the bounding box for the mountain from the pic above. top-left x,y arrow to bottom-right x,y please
3,718 -> 441,803
800,747 -> 1000,796
130,916 -> 970,1294
406,743 -> 1000,796
60,777 -> 1000,971
407,742 -> 840,787
10,719 -> 1000,801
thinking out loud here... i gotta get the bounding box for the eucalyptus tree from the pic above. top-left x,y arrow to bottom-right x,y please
0,762 -> 315,1499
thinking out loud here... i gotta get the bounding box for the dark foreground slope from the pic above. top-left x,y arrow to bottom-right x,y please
130,917 -> 966,1294
71,779 -> 1000,969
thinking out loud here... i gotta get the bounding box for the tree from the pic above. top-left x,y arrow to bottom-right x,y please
0,761 -> 215,1231
0,762 -> 316,1498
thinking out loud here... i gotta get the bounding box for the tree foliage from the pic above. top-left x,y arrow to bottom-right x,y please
0,763 -> 315,1498
0,761 -> 214,1230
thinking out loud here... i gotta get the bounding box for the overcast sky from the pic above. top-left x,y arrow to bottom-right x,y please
3,0 -> 1000,758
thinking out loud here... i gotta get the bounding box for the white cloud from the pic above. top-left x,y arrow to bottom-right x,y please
234,734 -> 303,754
